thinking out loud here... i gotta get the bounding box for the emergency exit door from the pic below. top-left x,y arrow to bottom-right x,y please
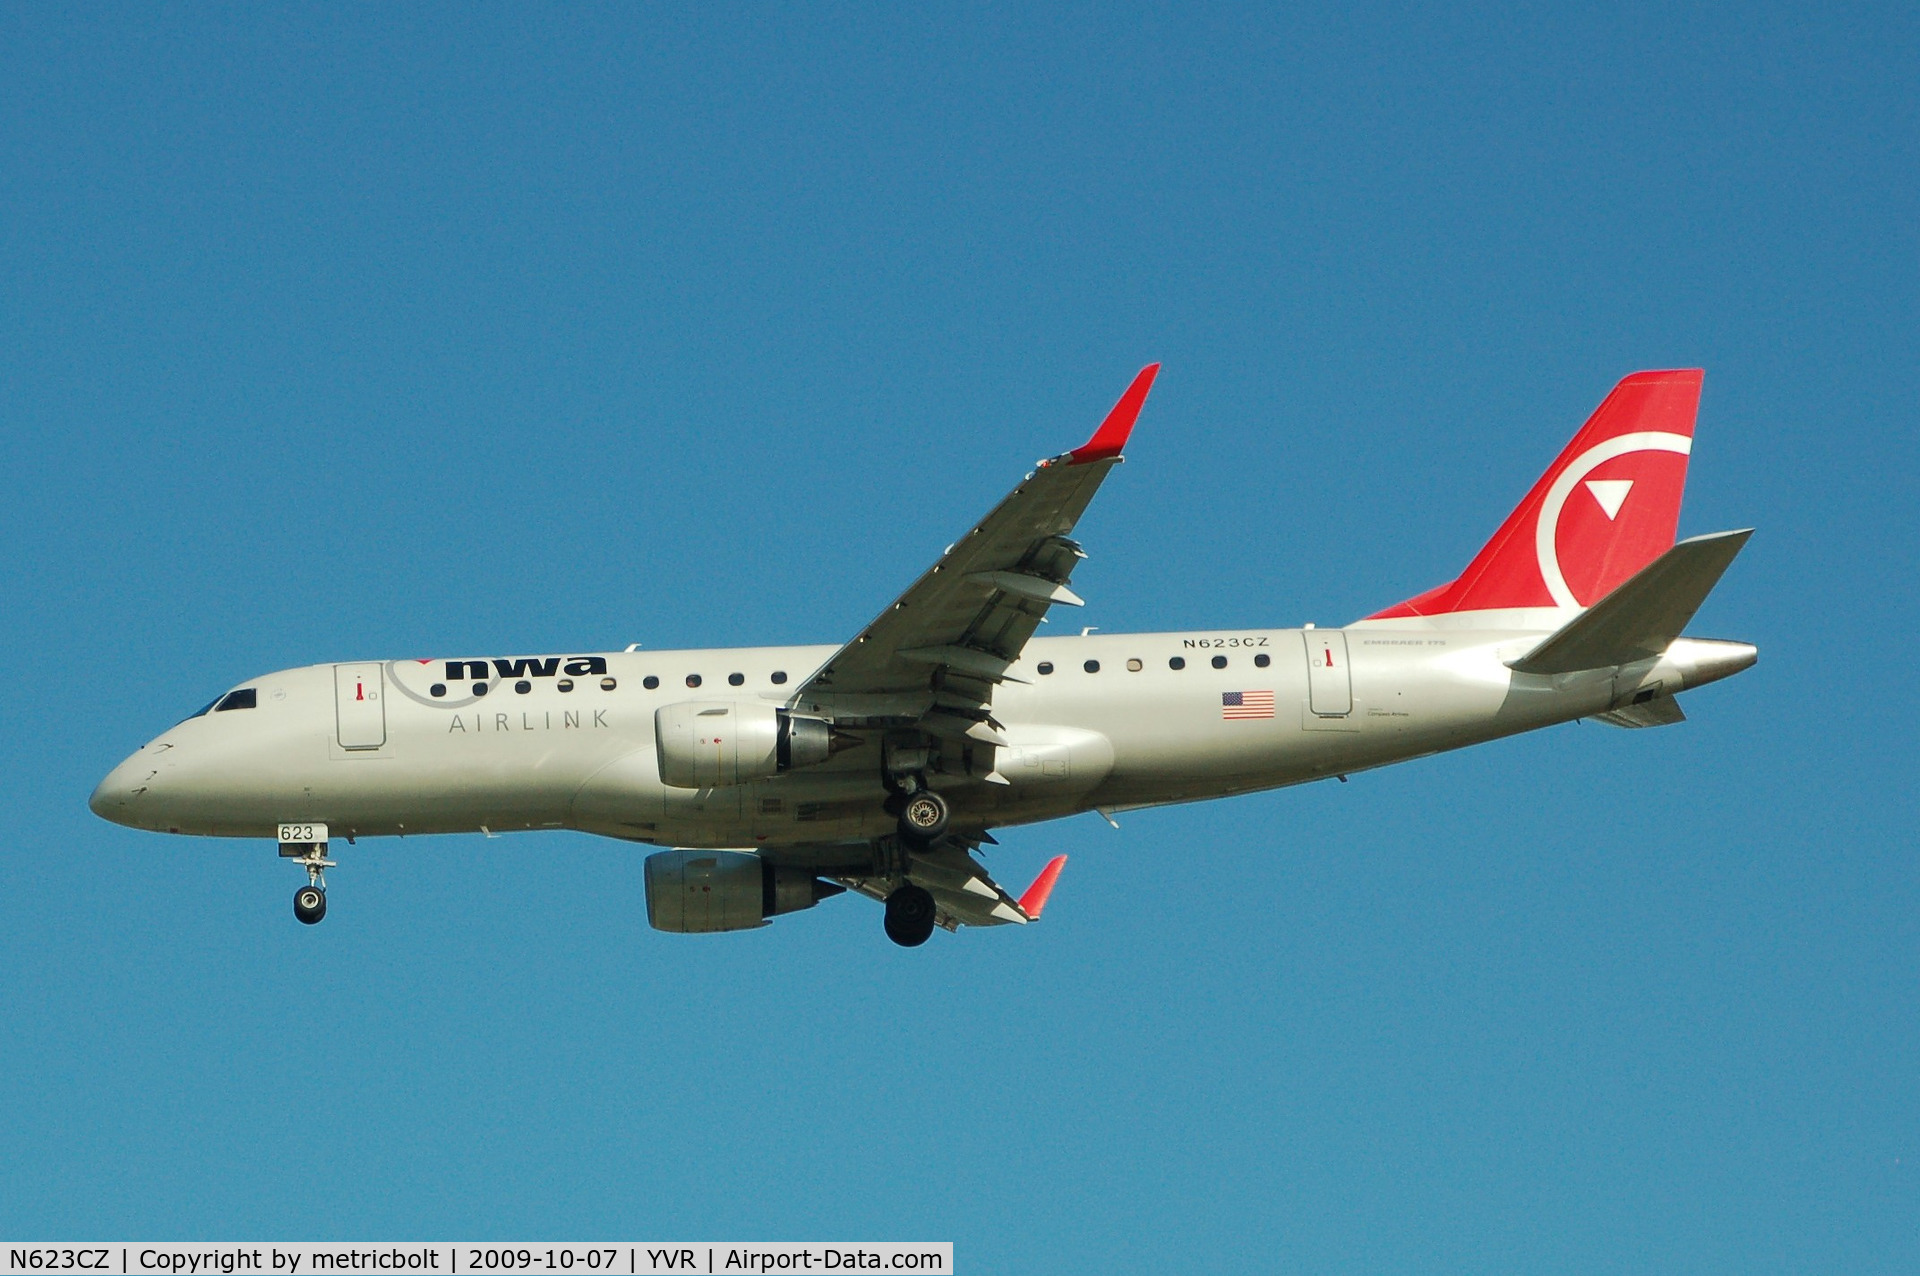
334,663 -> 387,750
1305,630 -> 1352,717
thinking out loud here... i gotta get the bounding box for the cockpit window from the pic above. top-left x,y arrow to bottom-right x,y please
184,697 -> 219,720
215,688 -> 257,712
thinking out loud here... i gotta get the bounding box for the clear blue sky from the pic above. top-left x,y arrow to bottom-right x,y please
2,4 -> 1915,1270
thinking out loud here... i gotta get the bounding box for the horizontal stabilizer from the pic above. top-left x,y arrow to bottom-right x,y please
1509,529 -> 1752,675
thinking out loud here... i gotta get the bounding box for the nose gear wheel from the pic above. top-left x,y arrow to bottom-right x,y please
293,884 -> 327,925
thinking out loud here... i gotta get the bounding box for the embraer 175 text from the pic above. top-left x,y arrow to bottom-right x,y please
92,368 -> 1755,946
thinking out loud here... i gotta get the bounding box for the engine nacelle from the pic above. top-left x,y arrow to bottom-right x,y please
654,701 -> 836,788
643,849 -> 844,934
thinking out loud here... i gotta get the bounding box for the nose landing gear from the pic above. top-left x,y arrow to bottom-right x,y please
288,847 -> 333,925
279,823 -> 334,926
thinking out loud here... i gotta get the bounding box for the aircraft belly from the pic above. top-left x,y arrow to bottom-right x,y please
570,750 -> 886,848
740,774 -> 895,845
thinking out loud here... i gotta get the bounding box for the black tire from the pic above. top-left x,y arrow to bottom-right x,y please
883,885 -> 937,947
293,885 -> 327,925
897,790 -> 950,844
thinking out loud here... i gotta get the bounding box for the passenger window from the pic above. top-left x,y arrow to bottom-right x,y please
728,672 -> 745,686
474,682 -> 490,697
215,688 -> 257,711
686,674 -> 702,688
1084,660 -> 1100,673
1212,655 -> 1228,669
1126,658 -> 1143,672
643,676 -> 660,690
600,676 -> 618,691
1169,657 -> 1185,671
771,671 -> 788,685
557,679 -> 574,692
430,684 -> 448,698
1254,653 -> 1271,668
514,680 -> 532,694
1037,662 -> 1054,675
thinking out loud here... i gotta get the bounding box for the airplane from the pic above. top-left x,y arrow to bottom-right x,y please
90,366 -> 1756,947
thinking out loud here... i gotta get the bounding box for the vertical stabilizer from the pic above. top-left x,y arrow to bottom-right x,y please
1368,370 -> 1702,623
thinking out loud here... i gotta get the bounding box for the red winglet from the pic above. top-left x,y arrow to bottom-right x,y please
1067,364 -> 1160,464
1018,855 -> 1068,919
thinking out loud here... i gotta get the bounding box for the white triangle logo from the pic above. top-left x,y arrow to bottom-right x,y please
1585,479 -> 1633,520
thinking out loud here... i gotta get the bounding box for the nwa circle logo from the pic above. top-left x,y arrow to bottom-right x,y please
1533,430 -> 1692,608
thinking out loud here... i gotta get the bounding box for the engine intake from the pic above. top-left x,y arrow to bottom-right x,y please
643,849 -> 846,934
654,700 -> 842,788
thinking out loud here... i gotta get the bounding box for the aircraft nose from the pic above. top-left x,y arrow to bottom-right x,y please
90,749 -> 158,828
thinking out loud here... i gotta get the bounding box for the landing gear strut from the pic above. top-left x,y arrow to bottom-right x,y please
281,833 -> 334,926
882,743 -> 950,846
884,885 -> 937,948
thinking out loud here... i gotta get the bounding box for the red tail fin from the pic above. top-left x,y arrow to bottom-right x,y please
1369,370 -> 1702,619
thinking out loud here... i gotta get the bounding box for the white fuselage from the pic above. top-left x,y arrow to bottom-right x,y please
90,626 -> 1756,851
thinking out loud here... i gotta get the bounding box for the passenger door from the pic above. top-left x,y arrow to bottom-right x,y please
334,663 -> 387,750
1304,630 -> 1353,717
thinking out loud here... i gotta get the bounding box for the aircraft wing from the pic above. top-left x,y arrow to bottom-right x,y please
833,846 -> 1069,932
792,365 -> 1159,741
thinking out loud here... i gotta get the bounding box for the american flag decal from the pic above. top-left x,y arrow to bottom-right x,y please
1221,690 -> 1276,719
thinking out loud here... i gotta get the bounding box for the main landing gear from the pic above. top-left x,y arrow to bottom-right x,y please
884,885 -> 937,948
879,757 -> 948,945
884,760 -> 951,847
896,790 -> 950,844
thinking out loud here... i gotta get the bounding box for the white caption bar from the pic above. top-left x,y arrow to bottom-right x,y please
0,1246 -> 952,1276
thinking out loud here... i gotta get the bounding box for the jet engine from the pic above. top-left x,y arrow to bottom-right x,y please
643,849 -> 846,934
654,701 -> 843,788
